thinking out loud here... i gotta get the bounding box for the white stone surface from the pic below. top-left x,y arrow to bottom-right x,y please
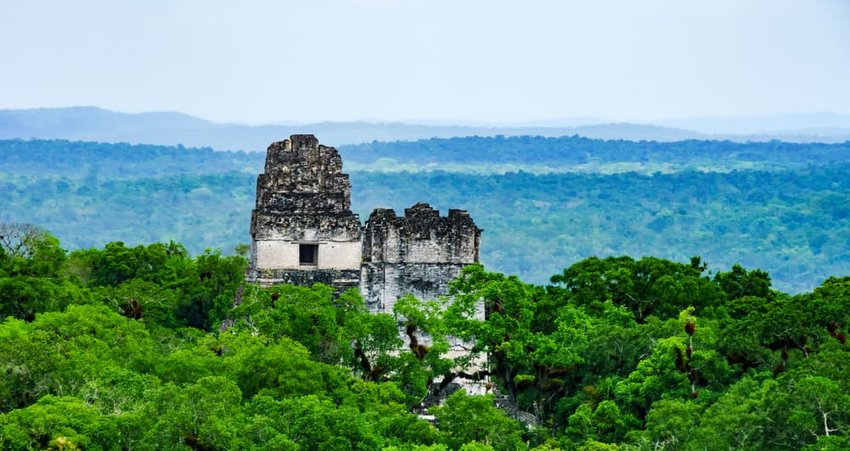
317,240 -> 361,270
254,239 -> 360,270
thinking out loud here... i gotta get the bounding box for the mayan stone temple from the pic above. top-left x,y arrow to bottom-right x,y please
247,134 -> 482,313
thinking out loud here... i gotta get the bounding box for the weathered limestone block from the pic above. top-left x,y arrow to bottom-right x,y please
360,203 -> 482,313
362,203 -> 480,265
360,262 -> 470,313
251,268 -> 360,291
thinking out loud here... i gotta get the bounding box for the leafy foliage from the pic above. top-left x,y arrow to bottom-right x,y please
1,235 -> 850,448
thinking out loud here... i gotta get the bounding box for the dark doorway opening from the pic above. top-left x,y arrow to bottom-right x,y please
299,244 -> 318,265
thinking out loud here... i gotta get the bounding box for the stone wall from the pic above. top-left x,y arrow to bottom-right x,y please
360,203 -> 482,313
247,135 -> 362,289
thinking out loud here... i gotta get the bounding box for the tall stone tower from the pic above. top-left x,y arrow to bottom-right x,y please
247,135 -> 362,289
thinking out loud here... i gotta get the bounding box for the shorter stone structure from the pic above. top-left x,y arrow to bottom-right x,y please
361,204 -> 480,313
247,135 -> 482,311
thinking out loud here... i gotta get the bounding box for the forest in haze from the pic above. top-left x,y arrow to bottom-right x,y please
2,137 -> 850,293
341,135 -> 850,173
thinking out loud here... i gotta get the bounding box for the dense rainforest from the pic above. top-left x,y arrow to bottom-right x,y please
2,135 -> 850,448
2,138 -> 850,292
1,227 -> 849,450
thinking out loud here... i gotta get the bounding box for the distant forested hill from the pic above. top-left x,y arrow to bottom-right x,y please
340,135 -> 850,173
4,107 -> 850,150
0,106 -> 707,150
3,138 -> 850,293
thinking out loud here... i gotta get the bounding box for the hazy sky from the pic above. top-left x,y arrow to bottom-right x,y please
2,0 -> 849,124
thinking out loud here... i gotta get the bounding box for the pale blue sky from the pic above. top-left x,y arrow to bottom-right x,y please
1,0 -> 848,124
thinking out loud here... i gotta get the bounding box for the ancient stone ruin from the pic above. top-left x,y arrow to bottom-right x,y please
247,134 -> 482,312
248,135 -> 362,290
